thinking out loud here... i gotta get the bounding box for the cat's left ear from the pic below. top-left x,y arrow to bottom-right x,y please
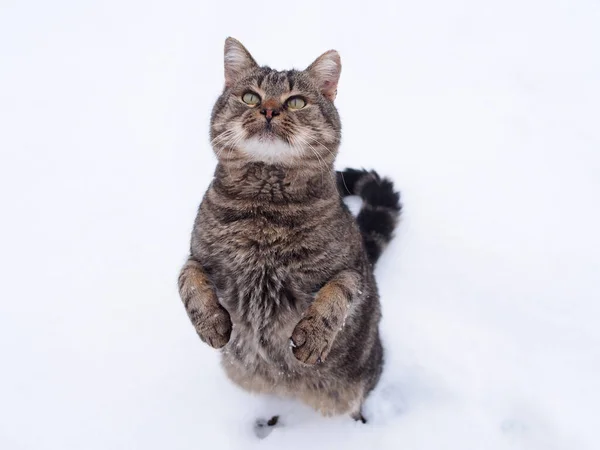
306,50 -> 341,101
224,37 -> 258,88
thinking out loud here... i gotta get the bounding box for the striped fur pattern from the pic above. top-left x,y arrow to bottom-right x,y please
178,38 -> 401,420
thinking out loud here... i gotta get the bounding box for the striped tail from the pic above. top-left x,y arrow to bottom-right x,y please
336,168 -> 402,265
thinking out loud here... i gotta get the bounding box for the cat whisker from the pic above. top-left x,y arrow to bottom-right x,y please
288,136 -> 306,186
306,135 -> 337,161
212,131 -> 237,159
210,129 -> 236,146
293,134 -> 329,182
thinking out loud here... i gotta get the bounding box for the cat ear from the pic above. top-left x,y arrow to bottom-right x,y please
306,50 -> 341,101
224,37 -> 258,88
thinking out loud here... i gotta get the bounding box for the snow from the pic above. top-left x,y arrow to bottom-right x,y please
1,1 -> 599,449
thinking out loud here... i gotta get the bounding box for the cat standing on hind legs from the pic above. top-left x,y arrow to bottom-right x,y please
178,37 -> 401,425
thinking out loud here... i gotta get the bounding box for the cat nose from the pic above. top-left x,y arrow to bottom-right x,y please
260,108 -> 280,122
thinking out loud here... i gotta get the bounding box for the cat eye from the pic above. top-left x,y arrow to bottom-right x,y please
287,96 -> 306,110
242,92 -> 261,106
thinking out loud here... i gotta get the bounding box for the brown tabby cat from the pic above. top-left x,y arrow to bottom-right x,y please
178,38 -> 401,425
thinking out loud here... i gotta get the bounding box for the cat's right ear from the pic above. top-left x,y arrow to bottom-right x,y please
224,37 -> 258,88
306,50 -> 341,101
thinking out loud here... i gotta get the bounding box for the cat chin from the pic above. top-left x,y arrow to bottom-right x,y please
238,136 -> 297,164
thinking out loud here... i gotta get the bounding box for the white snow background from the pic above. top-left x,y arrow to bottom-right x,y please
1,1 -> 599,449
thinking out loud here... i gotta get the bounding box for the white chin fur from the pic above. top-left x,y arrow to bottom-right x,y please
239,136 -> 295,163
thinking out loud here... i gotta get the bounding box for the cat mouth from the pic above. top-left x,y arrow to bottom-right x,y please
255,127 -> 283,142
240,121 -> 292,154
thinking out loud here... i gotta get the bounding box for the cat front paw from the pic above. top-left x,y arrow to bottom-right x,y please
290,314 -> 337,365
191,304 -> 232,349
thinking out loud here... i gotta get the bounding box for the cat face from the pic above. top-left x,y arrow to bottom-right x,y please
210,38 -> 342,165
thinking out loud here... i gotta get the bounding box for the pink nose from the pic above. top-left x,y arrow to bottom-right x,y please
260,108 -> 280,122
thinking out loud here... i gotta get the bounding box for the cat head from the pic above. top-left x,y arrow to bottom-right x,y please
210,38 -> 342,166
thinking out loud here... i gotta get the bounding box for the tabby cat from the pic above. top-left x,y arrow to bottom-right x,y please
178,38 -> 401,424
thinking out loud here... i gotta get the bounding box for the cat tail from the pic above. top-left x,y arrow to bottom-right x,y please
336,168 -> 402,265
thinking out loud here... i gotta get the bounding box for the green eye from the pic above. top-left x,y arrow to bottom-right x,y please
287,97 -> 306,110
242,92 -> 260,106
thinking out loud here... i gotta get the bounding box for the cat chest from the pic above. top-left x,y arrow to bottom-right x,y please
201,212 -> 323,327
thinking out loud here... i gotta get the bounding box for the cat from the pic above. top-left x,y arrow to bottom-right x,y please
178,37 -> 401,423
